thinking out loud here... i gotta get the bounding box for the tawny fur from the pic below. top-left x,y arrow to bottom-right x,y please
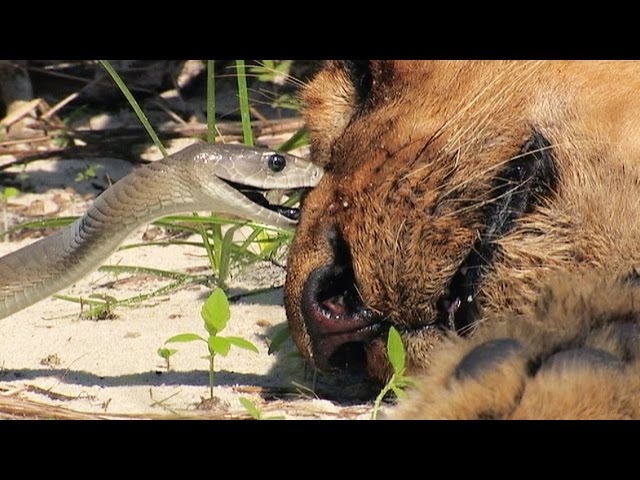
391,273 -> 640,419
285,61 -> 640,418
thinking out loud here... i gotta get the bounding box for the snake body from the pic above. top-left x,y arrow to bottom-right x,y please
0,142 -> 323,319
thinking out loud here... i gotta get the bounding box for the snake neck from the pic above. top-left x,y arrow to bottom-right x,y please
0,158 -> 210,319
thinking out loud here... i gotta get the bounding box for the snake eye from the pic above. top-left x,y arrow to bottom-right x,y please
267,153 -> 287,172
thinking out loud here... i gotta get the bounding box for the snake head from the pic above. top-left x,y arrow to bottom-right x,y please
187,143 -> 324,229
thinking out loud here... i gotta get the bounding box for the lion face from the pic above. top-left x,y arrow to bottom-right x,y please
285,60 -> 640,382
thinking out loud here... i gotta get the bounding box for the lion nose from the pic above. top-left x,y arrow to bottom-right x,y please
299,226 -> 383,370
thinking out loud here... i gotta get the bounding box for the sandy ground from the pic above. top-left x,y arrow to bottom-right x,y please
0,147 -> 379,420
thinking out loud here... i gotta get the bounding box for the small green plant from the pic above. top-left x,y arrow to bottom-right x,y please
248,60 -> 293,84
371,326 -> 416,420
157,347 -> 177,371
239,397 -> 285,420
164,288 -> 258,400
248,61 -> 299,111
1,186 -> 19,240
74,163 -> 103,183
269,92 -> 299,111
1,186 -> 19,201
80,293 -> 118,320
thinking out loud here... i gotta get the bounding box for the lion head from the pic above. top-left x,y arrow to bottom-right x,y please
285,60 -> 640,383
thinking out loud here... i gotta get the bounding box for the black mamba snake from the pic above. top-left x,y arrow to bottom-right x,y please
0,142 -> 323,319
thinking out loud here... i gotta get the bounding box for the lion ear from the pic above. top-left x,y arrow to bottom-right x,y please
301,61 -> 362,166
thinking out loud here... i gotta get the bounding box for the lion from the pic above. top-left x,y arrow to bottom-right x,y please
284,60 -> 640,419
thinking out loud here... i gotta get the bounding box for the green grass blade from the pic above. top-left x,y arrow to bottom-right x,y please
53,277 -> 197,310
98,60 -> 167,157
235,60 -> 253,146
219,225 -> 242,282
154,215 -> 292,234
52,294 -> 108,307
237,226 -> 263,252
268,324 -> 291,355
207,60 -> 216,143
277,127 -> 309,152
226,285 -> 284,302
0,217 -> 77,238
212,223 -> 224,272
197,220 -> 219,276
115,240 -> 208,251
97,264 -> 194,280
117,278 -> 198,306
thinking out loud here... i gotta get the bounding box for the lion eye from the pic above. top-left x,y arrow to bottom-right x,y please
267,153 -> 287,172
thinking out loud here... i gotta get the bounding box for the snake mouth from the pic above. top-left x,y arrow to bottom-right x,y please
219,178 -> 301,221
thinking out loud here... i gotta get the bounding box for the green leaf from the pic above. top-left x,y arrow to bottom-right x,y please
157,347 -> 177,359
1,187 -> 19,199
396,376 -> 417,390
209,336 -> 231,357
387,326 -> 405,373
391,385 -> 408,400
268,324 -> 291,355
201,288 -> 230,335
165,333 -> 204,344
239,397 -> 262,419
225,336 -> 259,353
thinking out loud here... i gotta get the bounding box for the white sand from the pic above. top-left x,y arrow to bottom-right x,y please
0,153 -> 377,420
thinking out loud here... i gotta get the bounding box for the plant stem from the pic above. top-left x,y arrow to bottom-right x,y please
197,220 -> 219,279
235,60 -> 254,146
206,60 -> 216,143
209,355 -> 215,400
371,374 -> 396,420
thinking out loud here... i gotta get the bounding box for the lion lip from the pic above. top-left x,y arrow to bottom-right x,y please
307,296 -> 384,370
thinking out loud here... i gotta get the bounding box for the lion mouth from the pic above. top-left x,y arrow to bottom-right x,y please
301,260 -> 386,372
301,225 -> 452,375
300,227 -> 384,372
301,230 -> 470,374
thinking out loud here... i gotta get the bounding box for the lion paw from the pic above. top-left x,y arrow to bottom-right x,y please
392,272 -> 640,419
